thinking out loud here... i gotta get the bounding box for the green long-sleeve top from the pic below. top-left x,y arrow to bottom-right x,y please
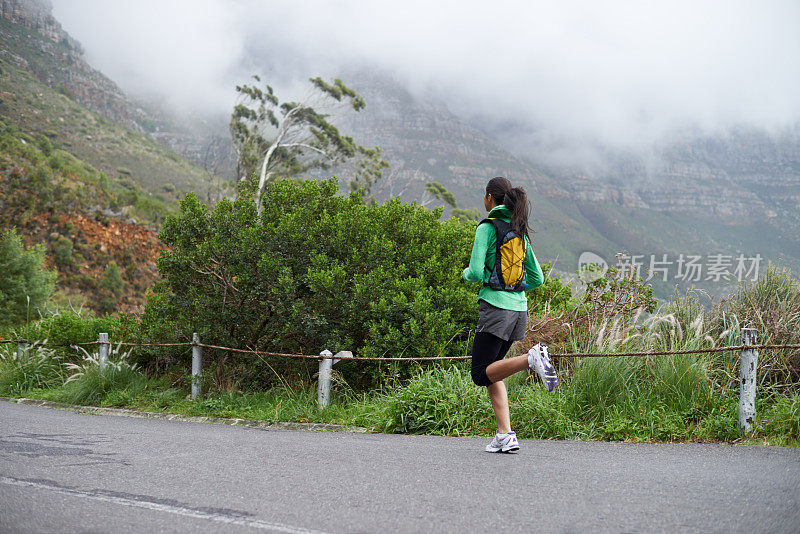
462,205 -> 544,311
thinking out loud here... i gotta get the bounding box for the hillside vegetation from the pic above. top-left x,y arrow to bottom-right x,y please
0,116 -> 163,315
0,16 -> 226,315
0,18 -> 214,200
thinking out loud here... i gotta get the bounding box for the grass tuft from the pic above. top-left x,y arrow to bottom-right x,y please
57,343 -> 144,405
0,341 -> 65,395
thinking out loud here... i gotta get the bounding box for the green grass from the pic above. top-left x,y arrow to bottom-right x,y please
2,360 -> 796,446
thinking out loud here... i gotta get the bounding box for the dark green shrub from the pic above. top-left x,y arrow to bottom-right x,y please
142,179 -> 478,387
379,366 -> 494,435
47,151 -> 68,171
52,236 -> 73,266
15,312 -> 139,359
55,84 -> 74,99
98,173 -> 109,191
99,262 -> 124,297
37,134 -> 53,156
529,262 -> 576,314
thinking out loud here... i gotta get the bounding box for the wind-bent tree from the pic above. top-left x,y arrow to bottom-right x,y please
230,76 -> 388,214
425,181 -> 457,208
425,181 -> 480,221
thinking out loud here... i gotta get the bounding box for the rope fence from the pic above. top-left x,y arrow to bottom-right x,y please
3,328 -> 796,433
2,338 -> 799,359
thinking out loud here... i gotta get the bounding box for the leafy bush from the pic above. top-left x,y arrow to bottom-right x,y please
0,229 -> 57,328
99,261 -> 124,297
37,134 -> 53,156
142,178 -> 478,387
46,151 -> 68,171
0,341 -> 65,395
528,262 -> 576,315
13,311 -> 140,363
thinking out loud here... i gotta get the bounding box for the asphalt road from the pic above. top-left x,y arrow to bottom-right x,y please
1,401 -> 798,533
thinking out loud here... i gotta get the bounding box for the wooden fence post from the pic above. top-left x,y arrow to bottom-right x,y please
17,340 -> 28,362
317,350 -> 333,409
98,333 -> 109,369
191,333 -> 202,400
739,327 -> 759,434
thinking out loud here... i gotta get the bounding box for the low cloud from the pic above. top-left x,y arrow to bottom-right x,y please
53,0 -> 800,157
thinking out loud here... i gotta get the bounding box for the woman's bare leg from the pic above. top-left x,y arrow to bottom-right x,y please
487,381 -> 511,434
486,354 -> 529,383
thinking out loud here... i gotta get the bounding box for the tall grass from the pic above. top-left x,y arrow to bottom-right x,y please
58,343 -> 144,405
709,264 -> 800,389
0,341 -> 65,395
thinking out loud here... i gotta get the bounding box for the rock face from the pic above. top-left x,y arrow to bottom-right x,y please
1,0 -> 146,130
1,0 -> 63,42
0,0 -> 236,177
555,130 -> 800,224
338,71 -> 557,204
342,71 -> 799,230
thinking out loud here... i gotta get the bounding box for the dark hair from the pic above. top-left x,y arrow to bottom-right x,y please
486,176 -> 531,242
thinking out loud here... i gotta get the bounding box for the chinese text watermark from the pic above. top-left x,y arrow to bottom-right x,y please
578,252 -> 762,284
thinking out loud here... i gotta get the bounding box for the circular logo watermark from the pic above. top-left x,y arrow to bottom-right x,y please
578,251 -> 609,283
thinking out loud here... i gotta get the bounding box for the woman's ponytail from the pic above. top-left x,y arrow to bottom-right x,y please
503,187 -> 531,244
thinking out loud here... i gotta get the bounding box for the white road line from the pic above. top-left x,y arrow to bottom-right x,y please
0,476 -> 329,534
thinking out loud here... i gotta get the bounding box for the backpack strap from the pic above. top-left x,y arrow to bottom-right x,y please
479,218 -> 512,289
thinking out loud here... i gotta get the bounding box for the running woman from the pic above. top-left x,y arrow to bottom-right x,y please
463,176 -> 554,453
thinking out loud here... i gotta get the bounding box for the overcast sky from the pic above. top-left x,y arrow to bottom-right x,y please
52,0 -> 800,153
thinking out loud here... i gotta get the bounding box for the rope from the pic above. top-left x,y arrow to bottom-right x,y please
196,343 -> 472,361
550,344 -> 800,358
1,339 -> 798,361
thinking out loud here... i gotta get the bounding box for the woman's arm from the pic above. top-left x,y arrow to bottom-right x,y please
524,240 -> 544,289
462,223 -> 493,282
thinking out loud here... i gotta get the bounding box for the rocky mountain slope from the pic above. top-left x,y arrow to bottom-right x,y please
0,0 -> 227,197
338,71 -> 800,296
0,0 -> 197,315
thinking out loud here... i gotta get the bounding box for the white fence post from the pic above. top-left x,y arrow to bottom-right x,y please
191,333 -> 202,400
317,350 -> 333,410
17,340 -> 29,362
738,327 -> 759,434
317,351 -> 352,410
98,333 -> 109,369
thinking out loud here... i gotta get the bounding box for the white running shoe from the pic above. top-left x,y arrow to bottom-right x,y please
528,342 -> 558,392
485,431 -> 519,453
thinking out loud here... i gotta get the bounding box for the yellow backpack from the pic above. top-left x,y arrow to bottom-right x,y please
481,218 -> 527,291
